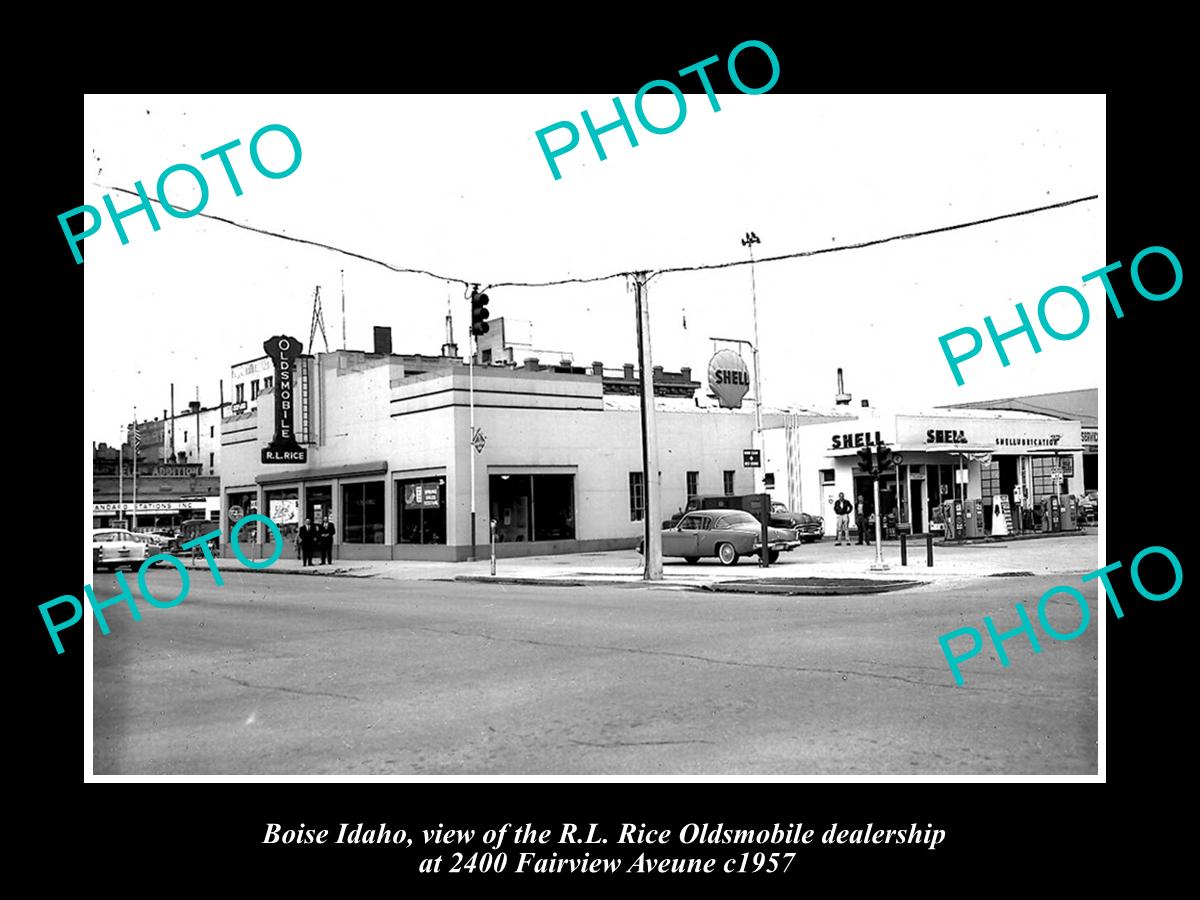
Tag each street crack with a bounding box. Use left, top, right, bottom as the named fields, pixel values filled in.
left=400, top=625, right=1008, bottom=693
left=191, top=669, right=362, bottom=702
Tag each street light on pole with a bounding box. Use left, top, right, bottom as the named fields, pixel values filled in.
left=741, top=232, right=763, bottom=493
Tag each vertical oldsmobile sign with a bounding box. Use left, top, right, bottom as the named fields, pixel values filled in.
left=262, top=335, right=308, bottom=464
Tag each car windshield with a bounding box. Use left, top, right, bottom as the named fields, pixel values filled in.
left=771, top=502, right=787, bottom=513
left=719, top=511, right=758, bottom=526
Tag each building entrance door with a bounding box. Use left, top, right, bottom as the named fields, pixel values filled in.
left=911, top=481, right=924, bottom=533
left=820, top=483, right=839, bottom=535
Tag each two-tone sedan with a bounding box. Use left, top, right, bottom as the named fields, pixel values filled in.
left=92, top=528, right=148, bottom=572
left=770, top=502, right=824, bottom=543
left=640, top=509, right=800, bottom=565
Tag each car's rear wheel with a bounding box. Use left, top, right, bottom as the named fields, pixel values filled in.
left=767, top=549, right=781, bottom=564
left=683, top=556, right=700, bottom=565
left=717, top=543, right=739, bottom=566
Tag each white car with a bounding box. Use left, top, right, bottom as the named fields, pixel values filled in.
left=92, top=528, right=147, bottom=572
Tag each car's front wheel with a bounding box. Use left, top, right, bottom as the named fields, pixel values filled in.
left=717, top=543, right=739, bottom=566
left=767, top=549, right=781, bottom=564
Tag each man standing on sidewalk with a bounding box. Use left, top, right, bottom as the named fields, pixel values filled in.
left=833, top=493, right=853, bottom=545
left=319, top=515, right=335, bottom=566
left=856, top=494, right=869, bottom=546
left=298, top=518, right=316, bottom=567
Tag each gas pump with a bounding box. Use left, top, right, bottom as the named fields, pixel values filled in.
left=1062, top=495, right=1078, bottom=530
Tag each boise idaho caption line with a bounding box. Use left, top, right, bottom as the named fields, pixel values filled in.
left=42, top=514, right=283, bottom=654
left=937, top=544, right=1183, bottom=686
left=59, top=123, right=303, bottom=264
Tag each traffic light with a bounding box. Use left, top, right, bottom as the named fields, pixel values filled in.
left=876, top=442, right=894, bottom=471
left=856, top=446, right=874, bottom=474
left=471, top=290, right=490, bottom=336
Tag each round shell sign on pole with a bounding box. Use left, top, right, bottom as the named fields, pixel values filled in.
left=708, top=349, right=751, bottom=409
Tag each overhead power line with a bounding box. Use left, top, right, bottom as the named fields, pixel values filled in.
left=96, top=182, right=1098, bottom=292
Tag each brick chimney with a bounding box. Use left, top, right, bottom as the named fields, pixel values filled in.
left=524, top=357, right=540, bottom=370
left=623, top=363, right=635, bottom=380
left=591, top=361, right=604, bottom=376
left=680, top=366, right=692, bottom=382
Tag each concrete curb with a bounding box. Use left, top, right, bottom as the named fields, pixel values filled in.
left=940, top=529, right=1090, bottom=546
left=179, top=561, right=378, bottom=578
left=703, top=579, right=923, bottom=596
left=449, top=576, right=690, bottom=590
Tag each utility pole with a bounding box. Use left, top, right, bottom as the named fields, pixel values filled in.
left=634, top=272, right=663, bottom=580
left=131, top=407, right=138, bottom=532
left=742, top=232, right=764, bottom=494
left=118, top=424, right=124, bottom=527
left=340, top=269, right=347, bottom=350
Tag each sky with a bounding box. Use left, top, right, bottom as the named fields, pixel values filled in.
left=83, top=94, right=1104, bottom=444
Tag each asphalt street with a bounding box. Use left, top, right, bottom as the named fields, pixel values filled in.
left=92, top=568, right=1097, bottom=775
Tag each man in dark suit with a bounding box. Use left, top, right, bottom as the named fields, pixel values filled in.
left=298, top=518, right=316, bottom=567
left=319, top=516, right=335, bottom=565
left=856, top=495, right=870, bottom=545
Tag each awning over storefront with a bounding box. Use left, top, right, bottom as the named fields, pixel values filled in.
left=991, top=444, right=1083, bottom=455
left=827, top=442, right=993, bottom=457
left=255, top=460, right=388, bottom=485
left=898, top=442, right=994, bottom=455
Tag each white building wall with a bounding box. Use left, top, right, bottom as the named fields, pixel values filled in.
left=221, top=359, right=758, bottom=559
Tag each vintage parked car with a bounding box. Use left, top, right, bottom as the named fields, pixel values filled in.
left=769, top=502, right=824, bottom=543
left=179, top=519, right=221, bottom=549
left=92, top=528, right=147, bottom=572
left=1078, top=490, right=1099, bottom=524
left=131, top=532, right=171, bottom=565
left=639, top=509, right=800, bottom=565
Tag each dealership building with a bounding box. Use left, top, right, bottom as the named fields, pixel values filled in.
left=220, top=324, right=769, bottom=561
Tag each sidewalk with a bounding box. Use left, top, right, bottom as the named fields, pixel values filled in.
left=184, top=531, right=1100, bottom=592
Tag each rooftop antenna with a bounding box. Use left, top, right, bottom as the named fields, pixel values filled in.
left=340, top=269, right=346, bottom=350
left=309, top=285, right=329, bottom=353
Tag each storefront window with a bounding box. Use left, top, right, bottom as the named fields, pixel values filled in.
left=227, top=490, right=258, bottom=544
left=723, top=470, right=735, bottom=495
left=533, top=474, right=574, bottom=541
left=491, top=474, right=576, bottom=543
left=306, top=485, right=333, bottom=526
left=1030, top=457, right=1064, bottom=498
left=343, top=481, right=385, bottom=543
left=628, top=472, right=644, bottom=521
left=980, top=460, right=1000, bottom=500
left=397, top=478, right=446, bottom=544
left=264, top=487, right=300, bottom=547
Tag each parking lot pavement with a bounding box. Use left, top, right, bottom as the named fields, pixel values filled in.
left=170, top=532, right=1100, bottom=592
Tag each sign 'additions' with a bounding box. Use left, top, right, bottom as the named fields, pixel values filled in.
left=708, top=349, right=750, bottom=409
left=262, top=335, right=307, bottom=464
